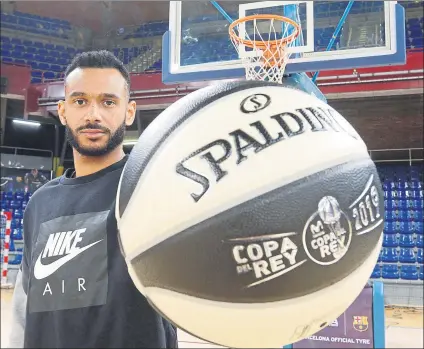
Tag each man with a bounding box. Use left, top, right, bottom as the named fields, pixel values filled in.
left=9, top=50, right=178, bottom=348
left=24, top=168, right=48, bottom=192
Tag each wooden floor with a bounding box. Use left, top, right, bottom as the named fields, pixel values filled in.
left=1, top=289, right=422, bottom=348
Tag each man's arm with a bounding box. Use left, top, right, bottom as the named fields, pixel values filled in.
left=8, top=205, right=32, bottom=348
left=8, top=268, right=27, bottom=348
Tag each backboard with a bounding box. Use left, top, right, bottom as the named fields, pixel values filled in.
left=162, top=1, right=406, bottom=84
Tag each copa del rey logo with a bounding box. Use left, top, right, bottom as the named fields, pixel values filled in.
left=227, top=232, right=307, bottom=288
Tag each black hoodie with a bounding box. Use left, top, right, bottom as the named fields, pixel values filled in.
left=9, top=156, right=178, bottom=348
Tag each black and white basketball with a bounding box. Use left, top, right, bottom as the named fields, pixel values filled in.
left=116, top=81, right=384, bottom=348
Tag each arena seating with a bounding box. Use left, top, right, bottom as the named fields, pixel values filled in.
left=123, top=21, right=168, bottom=40
left=0, top=35, right=149, bottom=83
left=1, top=190, right=30, bottom=266
left=0, top=11, right=72, bottom=39
left=0, top=1, right=423, bottom=77
left=371, top=163, right=424, bottom=281
left=112, top=46, right=152, bottom=65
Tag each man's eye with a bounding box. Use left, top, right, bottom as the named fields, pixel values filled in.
left=103, top=100, right=116, bottom=107
left=74, top=99, right=86, bottom=106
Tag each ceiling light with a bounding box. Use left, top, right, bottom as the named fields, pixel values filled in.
left=12, top=119, right=41, bottom=127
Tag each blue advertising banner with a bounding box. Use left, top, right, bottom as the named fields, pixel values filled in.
left=292, top=286, right=374, bottom=348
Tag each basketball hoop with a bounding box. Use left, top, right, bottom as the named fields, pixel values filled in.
left=229, top=14, right=301, bottom=83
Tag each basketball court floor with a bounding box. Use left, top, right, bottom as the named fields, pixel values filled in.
left=1, top=288, right=422, bottom=348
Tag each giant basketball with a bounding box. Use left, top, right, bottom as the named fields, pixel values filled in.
left=116, top=81, right=384, bottom=348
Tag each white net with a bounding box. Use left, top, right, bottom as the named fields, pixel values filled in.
left=229, top=15, right=300, bottom=84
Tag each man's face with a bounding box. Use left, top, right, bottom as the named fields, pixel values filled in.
left=58, top=68, right=136, bottom=156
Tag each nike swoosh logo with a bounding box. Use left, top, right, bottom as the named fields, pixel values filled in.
left=34, top=240, right=103, bottom=280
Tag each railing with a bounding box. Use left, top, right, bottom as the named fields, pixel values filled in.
left=31, top=70, right=65, bottom=83
left=369, top=148, right=424, bottom=165
left=0, top=146, right=53, bottom=158
left=0, top=146, right=54, bottom=174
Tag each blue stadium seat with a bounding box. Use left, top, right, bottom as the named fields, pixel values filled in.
left=12, top=228, right=23, bottom=240
left=15, top=192, right=24, bottom=200
left=382, top=264, right=400, bottom=279
left=417, top=235, right=424, bottom=248
left=50, top=64, right=62, bottom=72
left=9, top=200, right=21, bottom=209
left=23, top=52, right=34, bottom=60
left=31, top=70, right=42, bottom=78
left=13, top=209, right=23, bottom=220
left=45, top=56, right=56, bottom=64
left=8, top=239, right=16, bottom=252
left=1, top=48, right=11, bottom=57
left=1, top=57, right=13, bottom=64
left=9, top=254, right=22, bottom=265
left=410, top=221, right=423, bottom=235
left=11, top=37, right=22, bottom=45
left=0, top=200, right=7, bottom=210
left=11, top=51, right=24, bottom=59
left=399, top=248, right=416, bottom=263
left=391, top=199, right=406, bottom=210
left=35, top=54, right=46, bottom=61
left=383, top=234, right=398, bottom=247
left=38, top=62, right=50, bottom=70
left=420, top=266, right=424, bottom=280
left=409, top=210, right=423, bottom=221
left=370, top=265, right=381, bottom=278
left=57, top=58, right=68, bottom=65
left=11, top=218, right=21, bottom=228
left=381, top=247, right=398, bottom=263
left=400, top=265, right=419, bottom=280
left=29, top=61, right=39, bottom=69
left=43, top=71, right=55, bottom=79
left=391, top=210, right=407, bottom=221
left=31, top=77, right=42, bottom=84
left=417, top=248, right=423, bottom=264
left=399, top=234, right=415, bottom=247
left=407, top=199, right=421, bottom=209
left=392, top=221, right=406, bottom=234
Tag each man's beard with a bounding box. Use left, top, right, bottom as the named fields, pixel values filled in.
left=66, top=121, right=126, bottom=156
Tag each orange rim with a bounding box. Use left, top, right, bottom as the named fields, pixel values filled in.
left=228, top=14, right=300, bottom=49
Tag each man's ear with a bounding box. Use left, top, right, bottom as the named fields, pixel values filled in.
left=125, top=100, right=137, bottom=126
left=58, top=100, right=66, bottom=125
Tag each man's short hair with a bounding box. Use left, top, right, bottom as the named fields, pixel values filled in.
left=64, top=50, right=131, bottom=91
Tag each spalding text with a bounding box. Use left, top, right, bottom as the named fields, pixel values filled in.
left=176, top=106, right=359, bottom=202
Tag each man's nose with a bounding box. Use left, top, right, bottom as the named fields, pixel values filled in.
left=85, top=102, right=101, bottom=122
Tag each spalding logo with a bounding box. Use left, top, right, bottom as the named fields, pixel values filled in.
left=176, top=105, right=360, bottom=203
left=240, top=94, right=271, bottom=114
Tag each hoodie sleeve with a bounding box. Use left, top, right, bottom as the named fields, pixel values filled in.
left=8, top=268, right=27, bottom=348
left=8, top=202, right=33, bottom=348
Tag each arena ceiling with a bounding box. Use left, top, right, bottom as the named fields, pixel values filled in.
left=13, top=1, right=170, bottom=32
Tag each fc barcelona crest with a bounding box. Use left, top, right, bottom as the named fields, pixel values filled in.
left=353, top=316, right=369, bottom=332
